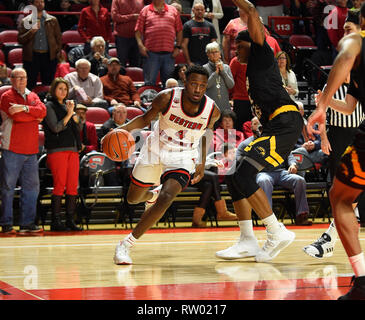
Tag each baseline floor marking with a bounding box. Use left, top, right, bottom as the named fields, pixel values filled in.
left=0, top=238, right=362, bottom=249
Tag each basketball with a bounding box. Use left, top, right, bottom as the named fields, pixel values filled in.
left=101, top=129, right=135, bottom=162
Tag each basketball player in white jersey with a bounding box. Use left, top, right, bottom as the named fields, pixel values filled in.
left=113, top=65, right=221, bottom=265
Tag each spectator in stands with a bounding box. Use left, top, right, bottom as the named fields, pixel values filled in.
left=56, top=0, right=79, bottom=32
left=191, top=0, right=224, bottom=44
left=98, top=102, right=131, bottom=186
left=84, top=36, right=111, bottom=77
left=42, top=77, right=83, bottom=232
left=44, top=0, right=60, bottom=11
left=276, top=51, right=300, bottom=102
left=242, top=115, right=262, bottom=140
left=0, top=62, right=11, bottom=87
left=172, top=63, right=187, bottom=87
left=165, top=78, right=179, bottom=88
left=191, top=143, right=237, bottom=227
left=217, top=142, right=237, bottom=183
left=0, top=68, right=46, bottom=234
left=17, top=0, right=62, bottom=90
left=98, top=102, right=128, bottom=141
left=229, top=33, right=251, bottom=131
left=54, top=53, right=71, bottom=78
left=170, top=0, right=187, bottom=24
left=222, top=7, right=248, bottom=64
left=292, top=103, right=327, bottom=171
left=255, top=0, right=284, bottom=26
left=75, top=104, right=98, bottom=157
left=308, top=0, right=333, bottom=51
left=135, top=0, right=183, bottom=87
left=181, top=2, right=217, bottom=66
left=111, top=0, right=144, bottom=67
left=327, top=0, right=349, bottom=58
left=78, top=0, right=113, bottom=55
left=350, top=0, right=364, bottom=10
left=213, top=109, right=245, bottom=153
left=222, top=8, right=281, bottom=64
left=204, top=41, right=234, bottom=112
left=100, top=57, right=142, bottom=109
left=64, top=58, right=108, bottom=109
left=290, top=0, right=312, bottom=35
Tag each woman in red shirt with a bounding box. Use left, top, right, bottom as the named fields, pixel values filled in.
left=78, top=0, right=113, bottom=55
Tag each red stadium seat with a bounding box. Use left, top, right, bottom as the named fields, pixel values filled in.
left=86, top=107, right=110, bottom=125
left=0, top=85, right=11, bottom=98
left=126, top=106, right=143, bottom=120
left=289, top=34, right=317, bottom=50
left=0, top=30, right=18, bottom=47
left=7, top=48, right=23, bottom=68
left=61, top=30, right=84, bottom=50
left=125, top=67, right=144, bottom=82
left=109, top=48, right=117, bottom=58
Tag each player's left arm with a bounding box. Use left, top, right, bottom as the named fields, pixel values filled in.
left=191, top=105, right=221, bottom=184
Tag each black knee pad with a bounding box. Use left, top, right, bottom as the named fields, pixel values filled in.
left=232, top=158, right=260, bottom=199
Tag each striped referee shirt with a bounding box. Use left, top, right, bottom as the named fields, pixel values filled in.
left=325, top=83, right=365, bottom=128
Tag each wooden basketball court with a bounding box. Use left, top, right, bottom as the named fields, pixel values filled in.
left=0, top=221, right=362, bottom=301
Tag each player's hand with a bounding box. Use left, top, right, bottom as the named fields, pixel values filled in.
left=191, top=164, right=205, bottom=185
left=320, top=127, right=332, bottom=155
left=307, top=108, right=326, bottom=139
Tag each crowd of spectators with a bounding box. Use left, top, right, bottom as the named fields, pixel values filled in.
left=1, top=0, right=363, bottom=233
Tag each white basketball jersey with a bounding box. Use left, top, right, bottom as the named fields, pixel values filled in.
left=150, top=87, right=215, bottom=153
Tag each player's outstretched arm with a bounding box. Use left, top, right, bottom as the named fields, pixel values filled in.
left=117, top=90, right=173, bottom=132
left=232, top=0, right=265, bottom=45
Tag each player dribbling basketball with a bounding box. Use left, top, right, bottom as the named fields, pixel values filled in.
left=113, top=65, right=221, bottom=265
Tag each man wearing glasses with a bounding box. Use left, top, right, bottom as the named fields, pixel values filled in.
left=0, top=68, right=46, bottom=234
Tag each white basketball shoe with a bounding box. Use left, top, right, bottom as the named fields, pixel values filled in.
left=255, top=223, right=295, bottom=262
left=303, top=232, right=335, bottom=259
left=215, top=238, right=260, bottom=260
left=113, top=241, right=133, bottom=265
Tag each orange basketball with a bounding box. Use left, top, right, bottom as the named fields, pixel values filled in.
left=101, top=129, right=135, bottom=162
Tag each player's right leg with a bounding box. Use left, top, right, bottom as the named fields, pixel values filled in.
left=114, top=178, right=183, bottom=265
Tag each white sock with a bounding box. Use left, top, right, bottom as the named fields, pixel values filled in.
left=349, top=252, right=365, bottom=277
left=326, top=220, right=338, bottom=240
left=238, top=220, right=256, bottom=241
left=262, top=213, right=281, bottom=233
left=123, top=233, right=137, bottom=248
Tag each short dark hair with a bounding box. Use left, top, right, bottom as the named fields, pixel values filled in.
left=235, top=30, right=252, bottom=43
left=346, top=10, right=360, bottom=25
left=185, top=64, right=209, bottom=81
left=220, top=109, right=237, bottom=122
